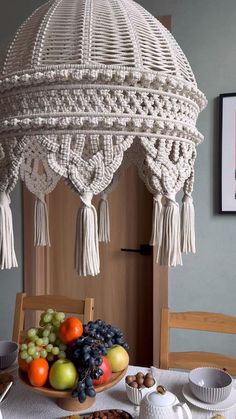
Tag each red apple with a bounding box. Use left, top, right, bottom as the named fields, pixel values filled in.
left=93, top=356, right=112, bottom=386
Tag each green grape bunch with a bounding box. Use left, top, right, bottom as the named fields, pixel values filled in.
left=19, top=308, right=67, bottom=365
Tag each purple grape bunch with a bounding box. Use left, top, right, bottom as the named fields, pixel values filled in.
left=83, top=319, right=129, bottom=351
left=67, top=319, right=128, bottom=403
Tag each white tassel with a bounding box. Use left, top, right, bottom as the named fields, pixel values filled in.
left=150, top=194, right=162, bottom=246
left=98, top=193, right=110, bottom=243
left=181, top=194, right=196, bottom=254
left=75, top=192, right=100, bottom=276
left=158, top=194, right=182, bottom=267
left=34, top=194, right=50, bottom=246
left=0, top=192, right=18, bottom=269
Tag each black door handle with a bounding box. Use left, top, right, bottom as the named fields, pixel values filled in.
left=121, top=244, right=152, bottom=256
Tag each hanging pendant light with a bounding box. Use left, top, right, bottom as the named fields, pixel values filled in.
left=0, top=0, right=207, bottom=275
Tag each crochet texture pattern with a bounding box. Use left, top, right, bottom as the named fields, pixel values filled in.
left=0, top=0, right=207, bottom=274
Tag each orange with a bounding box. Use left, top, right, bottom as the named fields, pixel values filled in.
left=18, top=356, right=28, bottom=373
left=28, top=358, right=49, bottom=387
left=59, top=317, right=83, bottom=344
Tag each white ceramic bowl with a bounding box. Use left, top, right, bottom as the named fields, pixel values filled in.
left=126, top=379, right=157, bottom=406
left=0, top=340, right=18, bottom=369
left=189, top=367, right=232, bottom=404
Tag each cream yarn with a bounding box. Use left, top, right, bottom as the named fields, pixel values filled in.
left=0, top=0, right=207, bottom=273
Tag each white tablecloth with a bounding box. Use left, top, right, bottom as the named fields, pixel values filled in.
left=0, top=365, right=236, bottom=419
left=150, top=366, right=236, bottom=419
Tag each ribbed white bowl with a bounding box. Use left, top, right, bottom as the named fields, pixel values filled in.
left=189, top=367, right=232, bottom=404
left=126, top=380, right=157, bottom=405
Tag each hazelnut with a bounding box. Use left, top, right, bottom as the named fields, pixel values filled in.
left=136, top=372, right=144, bottom=379
left=129, top=381, right=138, bottom=388
left=145, top=373, right=154, bottom=380
left=125, top=375, right=134, bottom=384
left=144, top=377, right=155, bottom=388
left=136, top=377, right=144, bottom=386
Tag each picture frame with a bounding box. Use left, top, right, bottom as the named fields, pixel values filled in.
left=219, top=93, right=236, bottom=213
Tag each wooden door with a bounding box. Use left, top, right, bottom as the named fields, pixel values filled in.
left=24, top=163, right=167, bottom=366
left=23, top=17, right=170, bottom=368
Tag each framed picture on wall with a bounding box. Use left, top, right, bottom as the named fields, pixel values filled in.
left=219, top=93, right=236, bottom=213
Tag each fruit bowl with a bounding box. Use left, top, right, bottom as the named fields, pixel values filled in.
left=19, top=367, right=128, bottom=411
left=18, top=309, right=130, bottom=412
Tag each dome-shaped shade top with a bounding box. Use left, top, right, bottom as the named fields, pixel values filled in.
left=1, top=0, right=195, bottom=83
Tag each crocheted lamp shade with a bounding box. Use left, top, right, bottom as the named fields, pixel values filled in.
left=0, top=0, right=207, bottom=274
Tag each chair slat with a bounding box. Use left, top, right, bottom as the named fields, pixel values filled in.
left=169, top=351, right=236, bottom=376
left=12, top=293, right=25, bottom=343
left=170, top=311, right=236, bottom=334
left=160, top=307, right=169, bottom=369
left=83, top=297, right=95, bottom=324
left=12, top=293, right=94, bottom=344
left=159, top=308, right=236, bottom=375
left=22, top=295, right=85, bottom=313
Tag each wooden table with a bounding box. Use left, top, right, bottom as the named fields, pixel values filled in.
left=1, top=365, right=236, bottom=418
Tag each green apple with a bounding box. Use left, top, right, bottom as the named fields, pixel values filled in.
left=106, top=345, right=129, bottom=372
left=49, top=359, right=78, bottom=390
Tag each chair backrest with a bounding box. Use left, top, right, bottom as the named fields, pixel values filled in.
left=160, top=308, right=236, bottom=375
left=12, top=293, right=95, bottom=344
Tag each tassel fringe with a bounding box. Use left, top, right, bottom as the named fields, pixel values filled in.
left=34, top=194, right=50, bottom=246
left=181, top=194, right=196, bottom=254
left=158, top=195, right=182, bottom=267
left=0, top=192, right=18, bottom=269
left=150, top=194, right=162, bottom=246
left=75, top=192, right=100, bottom=276
left=98, top=193, right=110, bottom=243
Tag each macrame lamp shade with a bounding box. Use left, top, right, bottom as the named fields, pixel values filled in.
left=0, top=0, right=207, bottom=275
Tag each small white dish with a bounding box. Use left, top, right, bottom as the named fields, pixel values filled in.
left=126, top=379, right=157, bottom=405
left=183, top=383, right=236, bottom=412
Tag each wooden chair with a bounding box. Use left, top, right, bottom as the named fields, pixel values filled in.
left=160, top=308, right=236, bottom=375
left=12, top=293, right=95, bottom=344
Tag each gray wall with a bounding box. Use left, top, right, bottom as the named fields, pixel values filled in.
left=0, top=0, right=46, bottom=340
left=1, top=0, right=236, bottom=354
left=137, top=0, right=236, bottom=355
